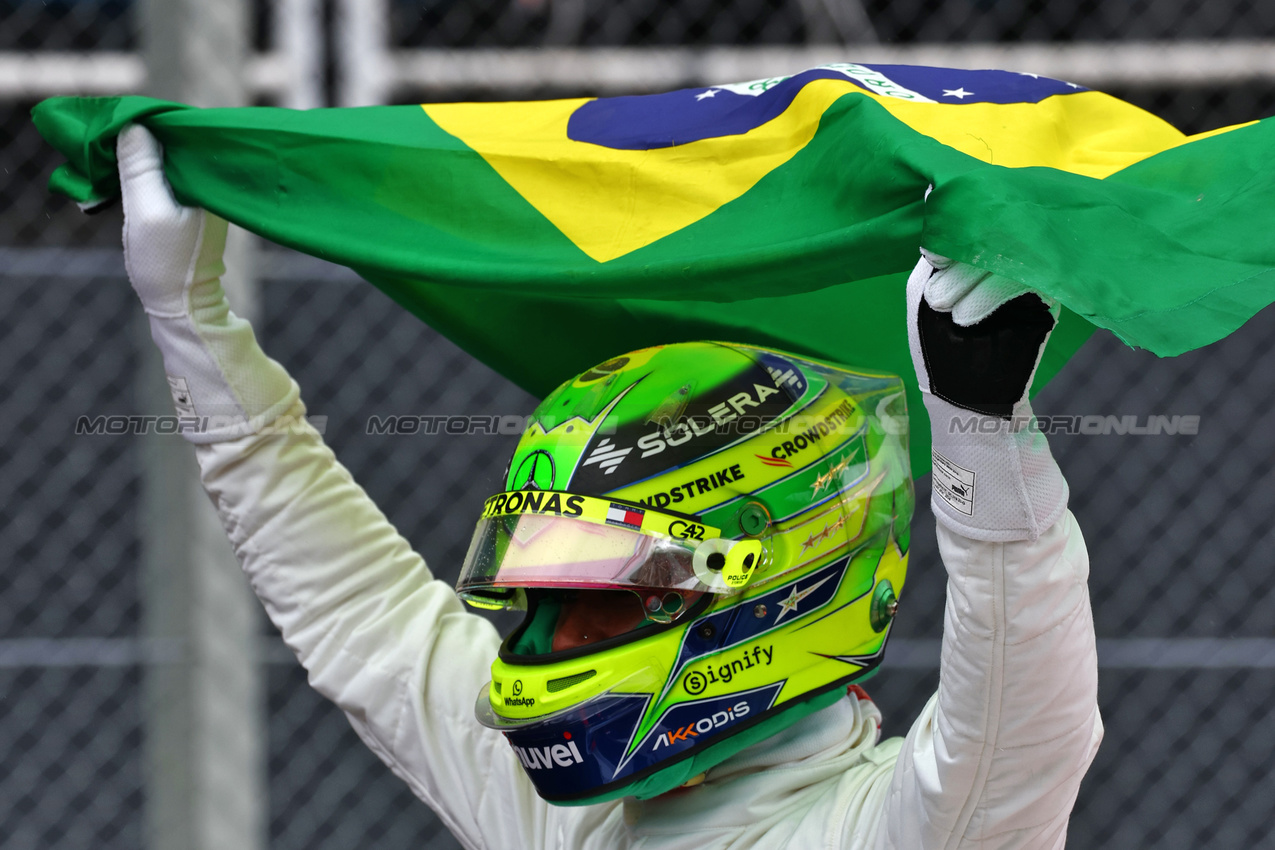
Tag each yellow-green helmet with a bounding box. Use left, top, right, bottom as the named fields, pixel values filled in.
left=456, top=341, right=912, bottom=804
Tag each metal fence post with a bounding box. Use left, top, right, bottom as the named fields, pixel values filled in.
left=278, top=0, right=326, bottom=110
left=138, top=0, right=266, bottom=848
left=336, top=0, right=392, bottom=106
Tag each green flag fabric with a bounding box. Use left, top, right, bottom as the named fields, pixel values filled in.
left=32, top=64, right=1275, bottom=474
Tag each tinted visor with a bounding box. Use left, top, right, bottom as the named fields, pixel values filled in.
left=456, top=491, right=762, bottom=611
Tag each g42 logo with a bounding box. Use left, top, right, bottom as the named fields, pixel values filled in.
left=668, top=520, right=706, bottom=541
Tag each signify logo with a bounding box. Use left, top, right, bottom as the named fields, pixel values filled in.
left=652, top=701, right=751, bottom=751
left=513, top=740, right=585, bottom=770
left=682, top=645, right=774, bottom=695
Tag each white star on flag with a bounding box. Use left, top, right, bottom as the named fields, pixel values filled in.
left=695, top=89, right=720, bottom=101
left=942, top=87, right=973, bottom=99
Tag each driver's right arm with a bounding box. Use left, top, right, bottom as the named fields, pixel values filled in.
left=196, top=408, right=561, bottom=848
left=117, top=125, right=621, bottom=849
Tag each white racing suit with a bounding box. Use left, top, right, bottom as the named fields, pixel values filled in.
left=118, top=124, right=1102, bottom=849
left=192, top=375, right=1101, bottom=850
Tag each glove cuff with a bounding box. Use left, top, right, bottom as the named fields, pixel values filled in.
left=147, top=298, right=301, bottom=445
left=924, top=392, right=1068, bottom=542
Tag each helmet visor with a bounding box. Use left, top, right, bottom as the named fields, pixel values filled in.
left=456, top=491, right=762, bottom=609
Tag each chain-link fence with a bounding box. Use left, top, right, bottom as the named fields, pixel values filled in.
left=7, top=0, right=1275, bottom=51
left=4, top=1, right=1275, bottom=848
left=388, top=0, right=1275, bottom=48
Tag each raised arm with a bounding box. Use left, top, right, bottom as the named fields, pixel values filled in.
left=116, top=125, right=566, bottom=849
left=872, top=252, right=1103, bottom=849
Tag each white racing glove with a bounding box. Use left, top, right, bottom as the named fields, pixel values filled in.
left=119, top=124, right=299, bottom=443
left=907, top=250, right=1068, bottom=541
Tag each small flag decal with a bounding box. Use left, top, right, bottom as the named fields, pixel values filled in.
left=606, top=503, right=645, bottom=530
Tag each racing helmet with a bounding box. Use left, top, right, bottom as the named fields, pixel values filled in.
left=456, top=341, right=913, bottom=805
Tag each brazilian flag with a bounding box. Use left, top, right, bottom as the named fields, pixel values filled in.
left=33, top=64, right=1275, bottom=472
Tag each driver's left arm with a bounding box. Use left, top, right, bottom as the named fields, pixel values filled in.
left=867, top=252, right=1103, bottom=849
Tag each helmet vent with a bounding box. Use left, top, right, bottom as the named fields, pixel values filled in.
left=546, top=670, right=597, bottom=693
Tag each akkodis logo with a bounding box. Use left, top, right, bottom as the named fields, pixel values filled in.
left=651, top=701, right=750, bottom=751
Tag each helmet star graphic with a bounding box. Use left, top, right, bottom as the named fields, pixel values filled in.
left=800, top=512, right=851, bottom=554
left=774, top=574, right=836, bottom=623
left=821, top=514, right=847, bottom=541
left=800, top=471, right=881, bottom=554
left=810, top=454, right=855, bottom=494
left=799, top=531, right=819, bottom=554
